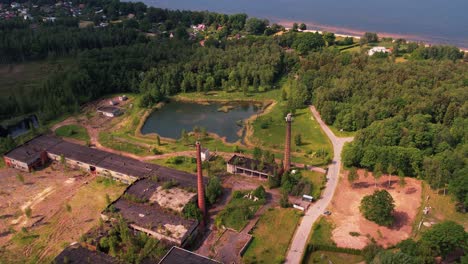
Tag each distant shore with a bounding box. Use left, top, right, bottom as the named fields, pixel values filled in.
left=280, top=21, right=468, bottom=52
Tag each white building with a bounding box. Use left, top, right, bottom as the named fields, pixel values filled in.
left=200, top=148, right=210, bottom=162
left=368, top=46, right=391, bottom=56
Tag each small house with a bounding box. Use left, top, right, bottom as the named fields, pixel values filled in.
left=368, top=46, right=391, bottom=56
left=118, top=95, right=128, bottom=101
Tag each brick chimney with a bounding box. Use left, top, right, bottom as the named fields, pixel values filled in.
left=196, top=141, right=207, bottom=223
left=284, top=113, right=292, bottom=172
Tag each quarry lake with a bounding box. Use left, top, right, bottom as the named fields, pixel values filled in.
left=140, top=101, right=260, bottom=142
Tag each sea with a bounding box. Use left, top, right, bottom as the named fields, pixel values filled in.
left=132, top=0, right=468, bottom=49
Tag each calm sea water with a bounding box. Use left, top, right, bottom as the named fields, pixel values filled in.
left=133, top=0, right=468, bottom=49
left=141, top=102, right=259, bottom=143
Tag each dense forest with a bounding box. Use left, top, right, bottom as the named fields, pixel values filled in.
left=288, top=50, right=467, bottom=210
left=0, top=0, right=466, bottom=216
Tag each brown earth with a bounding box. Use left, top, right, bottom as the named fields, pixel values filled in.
left=0, top=164, right=126, bottom=262
left=328, top=169, right=422, bottom=249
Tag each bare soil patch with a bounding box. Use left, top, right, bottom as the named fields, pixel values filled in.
left=328, top=170, right=421, bottom=249
left=0, top=164, right=126, bottom=262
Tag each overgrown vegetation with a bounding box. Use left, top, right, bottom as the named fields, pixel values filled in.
left=215, top=188, right=265, bottom=231
left=243, top=208, right=302, bottom=264
left=96, top=216, right=168, bottom=263
left=55, top=124, right=90, bottom=141
left=361, top=221, right=467, bottom=264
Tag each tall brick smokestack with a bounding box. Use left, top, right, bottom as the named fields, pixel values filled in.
left=284, top=113, right=292, bottom=172
left=196, top=141, right=207, bottom=223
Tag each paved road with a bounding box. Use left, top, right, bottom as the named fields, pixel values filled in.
left=285, top=106, right=353, bottom=264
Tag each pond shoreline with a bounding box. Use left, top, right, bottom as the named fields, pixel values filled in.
left=135, top=97, right=275, bottom=146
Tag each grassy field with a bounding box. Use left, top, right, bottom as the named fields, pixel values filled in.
left=173, top=89, right=282, bottom=102
left=243, top=208, right=302, bottom=264
left=1, top=177, right=126, bottom=263
left=215, top=190, right=265, bottom=231
left=301, top=170, right=326, bottom=199
left=150, top=156, right=226, bottom=177
left=55, top=124, right=90, bottom=142
left=99, top=132, right=151, bottom=156
left=251, top=104, right=332, bottom=166
left=309, top=217, right=335, bottom=246
left=306, top=251, right=364, bottom=264
left=302, top=217, right=353, bottom=264
left=413, top=182, right=468, bottom=238
left=328, top=125, right=356, bottom=138
left=100, top=88, right=332, bottom=167
left=0, top=59, right=73, bottom=97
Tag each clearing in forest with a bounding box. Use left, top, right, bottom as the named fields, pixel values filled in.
left=328, top=169, right=422, bottom=249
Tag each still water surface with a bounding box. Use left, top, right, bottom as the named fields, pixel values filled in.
left=141, top=102, right=259, bottom=143
left=135, top=0, right=468, bottom=48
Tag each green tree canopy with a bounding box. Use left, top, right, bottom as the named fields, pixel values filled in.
left=359, top=190, right=395, bottom=226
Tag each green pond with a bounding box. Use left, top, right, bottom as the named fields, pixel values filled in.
left=141, top=101, right=260, bottom=143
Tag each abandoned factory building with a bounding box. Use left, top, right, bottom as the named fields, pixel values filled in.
left=227, top=154, right=277, bottom=179
left=4, top=134, right=209, bottom=246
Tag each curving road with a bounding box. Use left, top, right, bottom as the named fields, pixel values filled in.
left=285, top=106, right=354, bottom=264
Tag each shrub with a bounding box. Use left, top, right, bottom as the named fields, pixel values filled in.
left=151, top=148, right=161, bottom=155
left=349, top=232, right=360, bottom=237
left=206, top=176, right=223, bottom=204
left=253, top=185, right=266, bottom=199
left=183, top=202, right=202, bottom=220
left=162, top=179, right=179, bottom=189
left=24, top=207, right=32, bottom=218
left=280, top=190, right=290, bottom=208
left=362, top=242, right=383, bottom=263
left=166, top=156, right=185, bottom=165
left=123, top=193, right=148, bottom=203
left=268, top=174, right=280, bottom=188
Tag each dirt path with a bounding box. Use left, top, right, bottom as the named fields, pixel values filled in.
left=285, top=106, right=354, bottom=264
left=51, top=117, right=327, bottom=174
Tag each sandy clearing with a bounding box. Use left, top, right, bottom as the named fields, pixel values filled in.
left=329, top=170, right=421, bottom=249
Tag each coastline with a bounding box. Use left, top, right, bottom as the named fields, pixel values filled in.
left=277, top=20, right=468, bottom=51
left=133, top=0, right=467, bottom=51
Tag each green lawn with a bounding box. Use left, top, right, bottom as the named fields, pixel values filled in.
left=150, top=156, right=197, bottom=174
left=55, top=125, right=90, bottom=142
left=99, top=132, right=150, bottom=156
left=149, top=156, right=226, bottom=177
left=306, top=251, right=364, bottom=264
left=243, top=208, right=302, bottom=264
left=215, top=190, right=265, bottom=231
left=328, top=125, right=357, bottom=138
left=301, top=170, right=326, bottom=199
left=251, top=104, right=332, bottom=166
left=309, top=217, right=335, bottom=246
left=413, top=182, right=468, bottom=238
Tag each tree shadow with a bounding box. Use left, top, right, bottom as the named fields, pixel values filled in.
left=405, top=187, right=417, bottom=195
left=353, top=181, right=372, bottom=189
left=0, top=214, right=13, bottom=219
left=382, top=180, right=399, bottom=190
left=0, top=231, right=11, bottom=237
left=391, top=211, right=409, bottom=230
